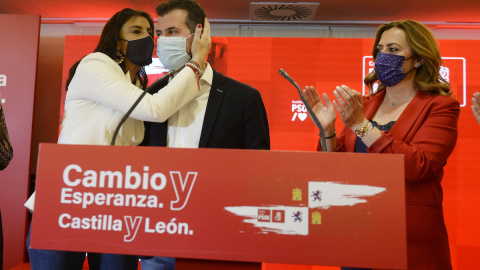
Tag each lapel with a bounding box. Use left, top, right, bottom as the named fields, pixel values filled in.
left=198, top=69, right=227, bottom=148
left=389, top=89, right=434, bottom=141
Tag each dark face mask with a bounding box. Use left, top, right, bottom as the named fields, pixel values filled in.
left=374, top=52, right=415, bottom=87
left=120, top=36, right=154, bottom=66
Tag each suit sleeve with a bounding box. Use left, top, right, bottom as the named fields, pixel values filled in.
left=368, top=96, right=459, bottom=182
left=71, top=53, right=205, bottom=123
left=243, top=89, right=270, bottom=150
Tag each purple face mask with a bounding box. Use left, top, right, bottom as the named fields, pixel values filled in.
left=374, top=52, right=414, bottom=87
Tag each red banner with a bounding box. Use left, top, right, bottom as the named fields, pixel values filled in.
left=31, top=143, right=406, bottom=269
left=0, top=14, right=40, bottom=270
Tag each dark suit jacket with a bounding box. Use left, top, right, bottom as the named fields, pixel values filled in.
left=321, top=90, right=459, bottom=270
left=144, top=68, right=270, bottom=150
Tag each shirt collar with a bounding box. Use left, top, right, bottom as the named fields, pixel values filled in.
left=200, top=62, right=213, bottom=89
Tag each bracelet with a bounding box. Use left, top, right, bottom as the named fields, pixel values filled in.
left=363, top=124, right=375, bottom=137
left=354, top=120, right=371, bottom=138
left=323, top=132, right=336, bottom=139
left=188, top=59, right=204, bottom=73
left=186, top=60, right=203, bottom=75
left=184, top=63, right=201, bottom=89
left=185, top=62, right=202, bottom=76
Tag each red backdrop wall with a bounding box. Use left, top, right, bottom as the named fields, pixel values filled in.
left=0, top=14, right=40, bottom=270
left=60, top=36, right=480, bottom=269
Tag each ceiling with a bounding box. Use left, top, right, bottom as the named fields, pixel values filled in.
left=1, top=0, right=480, bottom=27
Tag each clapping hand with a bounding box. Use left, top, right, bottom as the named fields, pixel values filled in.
left=472, top=92, right=480, bottom=125
left=302, top=86, right=337, bottom=135
left=331, top=85, right=367, bottom=131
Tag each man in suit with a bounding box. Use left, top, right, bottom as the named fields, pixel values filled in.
left=141, top=0, right=270, bottom=269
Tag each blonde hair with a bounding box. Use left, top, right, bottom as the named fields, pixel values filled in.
left=364, top=20, right=451, bottom=96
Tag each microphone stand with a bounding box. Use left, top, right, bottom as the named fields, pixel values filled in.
left=278, top=68, right=326, bottom=152
left=110, top=71, right=174, bottom=146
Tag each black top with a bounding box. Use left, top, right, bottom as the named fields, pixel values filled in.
left=0, top=104, right=13, bottom=170
left=355, top=120, right=395, bottom=153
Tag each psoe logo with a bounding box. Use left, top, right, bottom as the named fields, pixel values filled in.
left=291, top=100, right=308, bottom=121
left=257, top=209, right=285, bottom=223
left=258, top=209, right=271, bottom=222
left=272, top=210, right=285, bottom=223
left=440, top=66, right=450, bottom=82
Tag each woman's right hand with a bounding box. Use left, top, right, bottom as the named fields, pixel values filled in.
left=302, top=86, right=337, bottom=136
left=472, top=92, right=480, bottom=125
left=191, top=18, right=211, bottom=70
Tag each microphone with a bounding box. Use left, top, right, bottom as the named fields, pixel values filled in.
left=110, top=71, right=174, bottom=146
left=278, top=68, right=326, bottom=152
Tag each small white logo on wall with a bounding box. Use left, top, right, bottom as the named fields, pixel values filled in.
left=292, top=100, right=308, bottom=121
left=145, top=58, right=169, bottom=75
left=0, top=73, right=6, bottom=104
left=440, top=66, right=450, bottom=82
left=0, top=74, right=6, bottom=87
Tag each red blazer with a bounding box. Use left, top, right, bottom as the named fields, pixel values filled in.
left=320, top=90, right=460, bottom=270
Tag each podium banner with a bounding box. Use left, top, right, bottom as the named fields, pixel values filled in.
left=31, top=143, right=406, bottom=269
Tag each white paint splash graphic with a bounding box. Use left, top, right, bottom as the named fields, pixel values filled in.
left=224, top=206, right=309, bottom=235
left=308, top=182, right=386, bottom=209
left=225, top=182, right=386, bottom=235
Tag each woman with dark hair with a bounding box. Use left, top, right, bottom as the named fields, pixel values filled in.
left=304, top=20, right=458, bottom=270
left=26, top=8, right=210, bottom=270
left=0, top=92, right=14, bottom=270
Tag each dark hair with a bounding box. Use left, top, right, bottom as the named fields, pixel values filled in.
left=66, top=8, right=154, bottom=90
left=156, top=0, right=206, bottom=33
left=364, top=20, right=451, bottom=96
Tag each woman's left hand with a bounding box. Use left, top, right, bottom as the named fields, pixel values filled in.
left=472, top=92, right=480, bottom=125
left=191, top=18, right=211, bottom=70
left=332, top=85, right=367, bottom=130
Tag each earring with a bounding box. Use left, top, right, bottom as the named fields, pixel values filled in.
left=415, top=62, right=420, bottom=68
left=115, top=50, right=124, bottom=64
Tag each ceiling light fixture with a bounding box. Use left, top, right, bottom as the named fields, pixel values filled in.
left=250, top=2, right=320, bottom=21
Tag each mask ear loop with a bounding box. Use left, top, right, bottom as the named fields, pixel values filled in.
left=404, top=56, right=422, bottom=75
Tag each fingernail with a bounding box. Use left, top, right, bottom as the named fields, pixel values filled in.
left=197, top=24, right=202, bottom=28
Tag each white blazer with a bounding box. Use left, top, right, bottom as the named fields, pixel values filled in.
left=58, top=52, right=204, bottom=146
left=25, top=52, right=203, bottom=211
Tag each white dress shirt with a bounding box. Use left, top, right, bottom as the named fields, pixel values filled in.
left=167, top=63, right=213, bottom=148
